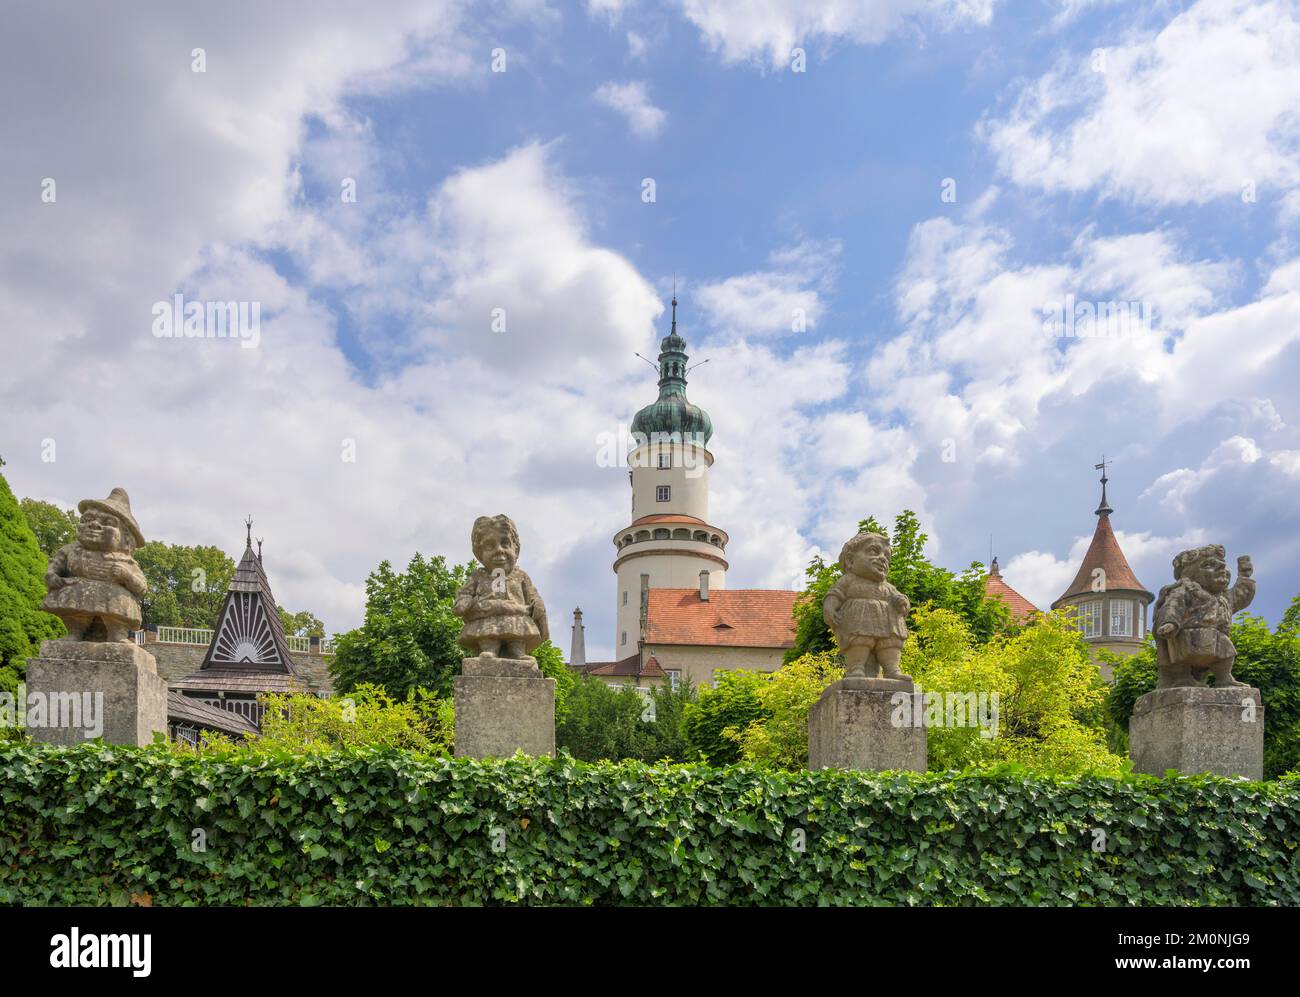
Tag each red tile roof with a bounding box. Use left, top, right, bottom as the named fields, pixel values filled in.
left=645, top=589, right=799, bottom=648
left=631, top=514, right=708, bottom=526
left=985, top=569, right=1039, bottom=623
left=1052, top=514, right=1150, bottom=607
left=586, top=653, right=665, bottom=678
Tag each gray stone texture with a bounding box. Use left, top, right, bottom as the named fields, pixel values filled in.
left=1130, top=686, right=1264, bottom=779
left=454, top=657, right=555, bottom=759
left=26, top=640, right=168, bottom=747
left=808, top=681, right=927, bottom=772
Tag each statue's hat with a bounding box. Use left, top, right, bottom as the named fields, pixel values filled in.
left=78, top=487, right=145, bottom=547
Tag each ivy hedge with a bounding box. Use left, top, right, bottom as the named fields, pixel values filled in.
left=2, top=742, right=1298, bottom=906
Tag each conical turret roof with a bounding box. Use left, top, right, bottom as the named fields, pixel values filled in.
left=1051, top=474, right=1151, bottom=608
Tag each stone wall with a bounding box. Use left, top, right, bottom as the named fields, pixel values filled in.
left=150, top=643, right=335, bottom=696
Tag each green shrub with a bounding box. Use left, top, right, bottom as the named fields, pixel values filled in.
left=253, top=684, right=452, bottom=754
left=2, top=744, right=1296, bottom=906
left=557, top=676, right=694, bottom=762
left=727, top=653, right=841, bottom=770
left=682, top=670, right=768, bottom=764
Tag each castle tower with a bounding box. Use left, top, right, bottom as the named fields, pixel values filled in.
left=1050, top=461, right=1153, bottom=676
left=612, top=296, right=728, bottom=655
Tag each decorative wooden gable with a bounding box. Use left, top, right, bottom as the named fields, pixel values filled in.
left=200, top=540, right=296, bottom=672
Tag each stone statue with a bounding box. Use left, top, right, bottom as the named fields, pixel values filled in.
left=42, top=487, right=147, bottom=643
left=1153, top=544, right=1255, bottom=689
left=453, top=514, right=548, bottom=659
left=823, top=531, right=912, bottom=684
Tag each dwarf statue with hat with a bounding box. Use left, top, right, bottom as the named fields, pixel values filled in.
left=1153, top=544, right=1255, bottom=689
left=42, top=487, right=148, bottom=643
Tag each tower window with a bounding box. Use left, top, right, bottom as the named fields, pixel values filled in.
left=622, top=591, right=628, bottom=606
left=658, top=451, right=670, bottom=469
left=1078, top=600, right=1102, bottom=638
left=656, top=485, right=670, bottom=502
left=1110, top=599, right=1132, bottom=637
left=621, top=631, right=627, bottom=646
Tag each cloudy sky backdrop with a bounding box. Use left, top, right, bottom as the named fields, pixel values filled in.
left=4, top=0, right=1300, bottom=659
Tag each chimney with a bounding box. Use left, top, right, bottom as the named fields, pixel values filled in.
left=699, top=570, right=710, bottom=601
left=570, top=607, right=586, bottom=669
left=639, top=573, right=650, bottom=640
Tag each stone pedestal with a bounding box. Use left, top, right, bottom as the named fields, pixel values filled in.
left=1130, top=686, right=1264, bottom=779
left=808, top=678, right=926, bottom=772
left=454, top=655, right=555, bottom=759
left=25, top=640, right=168, bottom=747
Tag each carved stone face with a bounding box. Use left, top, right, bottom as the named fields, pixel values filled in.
left=850, top=538, right=890, bottom=582
left=475, top=529, right=518, bottom=574
left=1192, top=555, right=1230, bottom=593
left=78, top=509, right=125, bottom=552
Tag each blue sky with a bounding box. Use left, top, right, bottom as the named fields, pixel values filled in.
left=4, top=0, right=1300, bottom=659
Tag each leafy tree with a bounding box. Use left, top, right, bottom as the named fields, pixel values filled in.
left=135, top=542, right=235, bottom=629
left=727, top=652, right=841, bottom=770
left=0, top=469, right=64, bottom=694
left=19, top=498, right=78, bottom=558
left=535, top=639, right=576, bottom=723
left=328, top=552, right=573, bottom=716
left=904, top=606, right=1122, bottom=775
left=1108, top=612, right=1300, bottom=779
left=277, top=607, right=325, bottom=638
left=787, top=510, right=1014, bottom=662
left=557, top=675, right=695, bottom=762
left=330, top=553, right=472, bottom=700
left=682, top=669, right=769, bottom=765
left=253, top=684, right=451, bottom=754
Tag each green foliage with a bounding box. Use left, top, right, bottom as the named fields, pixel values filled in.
left=727, top=653, right=842, bottom=770
left=277, top=608, right=325, bottom=638
left=19, top=498, right=78, bottom=558
left=1, top=744, right=1296, bottom=906
left=905, top=607, right=1123, bottom=776
left=787, top=510, right=1014, bottom=663
left=134, top=541, right=235, bottom=630
left=329, top=553, right=472, bottom=700
left=253, top=684, right=452, bottom=754
left=683, top=670, right=769, bottom=765
left=534, top=640, right=575, bottom=724
left=556, top=676, right=695, bottom=762
left=0, top=476, right=64, bottom=694
left=330, top=552, right=569, bottom=718
left=1108, top=614, right=1300, bottom=779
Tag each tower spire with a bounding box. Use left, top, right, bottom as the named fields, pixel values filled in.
left=1094, top=457, right=1113, bottom=517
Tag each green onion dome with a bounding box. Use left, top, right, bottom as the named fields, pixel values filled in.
left=630, top=297, right=713, bottom=446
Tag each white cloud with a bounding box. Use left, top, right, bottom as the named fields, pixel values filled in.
left=592, top=80, right=667, bottom=138
left=679, top=0, right=997, bottom=68
left=983, top=0, right=1300, bottom=207
left=694, top=239, right=839, bottom=338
